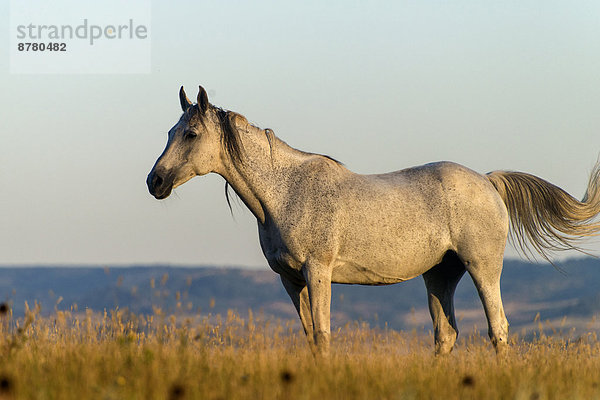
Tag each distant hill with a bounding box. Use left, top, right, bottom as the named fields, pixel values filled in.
left=1, top=258, right=600, bottom=337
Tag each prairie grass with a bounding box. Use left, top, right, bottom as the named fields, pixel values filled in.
left=0, top=302, right=599, bottom=400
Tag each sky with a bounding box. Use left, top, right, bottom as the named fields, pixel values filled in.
left=1, top=1, right=600, bottom=267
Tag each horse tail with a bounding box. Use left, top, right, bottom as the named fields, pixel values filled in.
left=486, top=162, right=600, bottom=260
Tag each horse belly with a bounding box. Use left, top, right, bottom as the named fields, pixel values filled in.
left=331, top=261, right=415, bottom=285
left=331, top=250, right=444, bottom=285
left=331, top=231, right=449, bottom=285
left=331, top=202, right=454, bottom=285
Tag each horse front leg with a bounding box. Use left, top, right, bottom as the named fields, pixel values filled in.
left=280, top=276, right=316, bottom=354
left=303, top=261, right=332, bottom=357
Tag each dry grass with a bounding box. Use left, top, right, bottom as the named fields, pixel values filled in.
left=1, top=302, right=600, bottom=400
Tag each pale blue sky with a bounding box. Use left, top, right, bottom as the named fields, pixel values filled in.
left=1, top=1, right=600, bottom=266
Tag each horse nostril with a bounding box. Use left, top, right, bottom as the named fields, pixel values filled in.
left=148, top=169, right=173, bottom=199
left=152, top=173, right=164, bottom=188
left=148, top=171, right=165, bottom=194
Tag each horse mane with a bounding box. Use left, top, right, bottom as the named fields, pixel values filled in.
left=197, top=104, right=342, bottom=167
left=215, top=107, right=245, bottom=164
left=184, top=104, right=246, bottom=164
left=212, top=106, right=264, bottom=214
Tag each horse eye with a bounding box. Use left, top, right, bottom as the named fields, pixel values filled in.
left=184, top=130, right=197, bottom=140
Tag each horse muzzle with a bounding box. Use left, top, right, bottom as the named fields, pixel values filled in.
left=147, top=169, right=174, bottom=200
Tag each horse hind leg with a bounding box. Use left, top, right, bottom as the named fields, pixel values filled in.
left=422, top=251, right=466, bottom=355
left=462, top=253, right=509, bottom=355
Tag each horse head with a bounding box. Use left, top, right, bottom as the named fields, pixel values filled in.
left=147, top=86, right=224, bottom=199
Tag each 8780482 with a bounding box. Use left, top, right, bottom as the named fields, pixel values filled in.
left=17, top=42, right=66, bottom=51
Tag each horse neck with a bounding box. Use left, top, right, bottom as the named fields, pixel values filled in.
left=216, top=125, right=310, bottom=224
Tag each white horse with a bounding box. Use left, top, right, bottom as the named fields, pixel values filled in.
left=147, top=86, right=600, bottom=356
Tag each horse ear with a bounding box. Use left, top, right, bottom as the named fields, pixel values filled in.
left=179, top=86, right=192, bottom=112
left=197, top=85, right=209, bottom=114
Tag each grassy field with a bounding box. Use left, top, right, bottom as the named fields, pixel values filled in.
left=1, top=303, right=600, bottom=400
